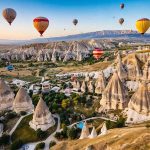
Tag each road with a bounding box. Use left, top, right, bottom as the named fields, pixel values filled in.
left=9, top=112, right=33, bottom=136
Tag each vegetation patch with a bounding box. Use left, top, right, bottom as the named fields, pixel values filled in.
left=11, top=115, right=58, bottom=144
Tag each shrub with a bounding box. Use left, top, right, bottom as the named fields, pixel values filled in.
left=146, top=124, right=150, bottom=128
left=11, top=139, right=23, bottom=150
left=106, top=116, right=126, bottom=129
left=67, top=127, right=78, bottom=140
left=35, top=142, right=45, bottom=150
left=49, top=141, right=56, bottom=148
left=106, top=120, right=117, bottom=129
left=0, top=134, right=10, bottom=146
left=5, top=112, right=17, bottom=120
left=36, top=129, right=47, bottom=139
left=54, top=132, right=61, bottom=139
left=20, top=111, right=27, bottom=116
left=116, top=117, right=126, bottom=128
left=32, top=94, right=40, bottom=106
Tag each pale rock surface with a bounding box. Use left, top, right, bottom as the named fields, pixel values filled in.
left=80, top=122, right=90, bottom=139
left=0, top=123, right=3, bottom=137
left=81, top=81, right=88, bottom=93
left=95, top=71, right=106, bottom=94
left=100, top=71, right=129, bottom=110
left=99, top=122, right=107, bottom=136
left=128, top=83, right=150, bottom=116
left=124, top=108, right=150, bottom=124
left=89, top=126, right=97, bottom=139
left=29, top=97, right=55, bottom=131
left=126, top=81, right=139, bottom=91
left=13, top=87, right=34, bottom=113
left=0, top=79, right=15, bottom=111
left=88, top=81, right=94, bottom=93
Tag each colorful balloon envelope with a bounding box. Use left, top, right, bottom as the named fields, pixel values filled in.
left=33, top=17, right=49, bottom=36
left=119, top=18, right=124, bottom=25
left=2, top=8, right=17, bottom=25
left=120, top=3, right=125, bottom=9
left=93, top=48, right=103, bottom=60
left=73, top=19, right=78, bottom=26
left=6, top=65, right=14, bottom=71
left=136, top=18, right=150, bottom=35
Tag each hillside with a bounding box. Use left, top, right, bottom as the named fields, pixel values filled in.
left=0, top=30, right=150, bottom=45
left=51, top=124, right=150, bottom=150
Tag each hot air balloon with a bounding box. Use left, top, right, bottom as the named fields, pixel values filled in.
left=136, top=18, right=150, bottom=35
left=120, top=3, right=125, bottom=9
left=73, top=19, right=78, bottom=26
left=6, top=64, right=14, bottom=72
left=2, top=8, right=16, bottom=25
left=119, top=18, right=124, bottom=25
left=93, top=48, right=103, bottom=60
left=33, top=17, right=49, bottom=36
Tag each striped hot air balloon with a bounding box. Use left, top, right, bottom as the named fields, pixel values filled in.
left=33, top=17, right=49, bottom=36
left=136, top=18, right=150, bottom=35
left=93, top=48, right=103, bottom=60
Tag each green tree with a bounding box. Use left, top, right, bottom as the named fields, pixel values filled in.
left=61, top=99, right=70, bottom=109
left=35, top=142, right=45, bottom=150
left=67, top=127, right=77, bottom=140
left=11, top=139, right=23, bottom=150
left=73, top=97, right=78, bottom=106
left=52, top=102, right=59, bottom=110
left=49, top=141, right=56, bottom=148
left=36, top=129, right=47, bottom=139
left=116, top=116, right=126, bottom=128
left=32, top=94, right=40, bottom=106
left=0, top=134, right=10, bottom=146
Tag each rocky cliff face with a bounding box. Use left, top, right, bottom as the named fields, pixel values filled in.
left=0, top=39, right=116, bottom=62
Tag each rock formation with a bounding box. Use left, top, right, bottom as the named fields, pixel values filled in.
left=85, top=74, right=90, bottom=82
left=88, top=81, right=94, bottom=93
left=76, top=81, right=81, bottom=91
left=29, top=97, right=55, bottom=131
left=100, top=71, right=129, bottom=110
left=95, top=71, right=106, bottom=94
left=79, top=122, right=90, bottom=139
left=123, top=54, right=142, bottom=80
left=0, top=79, right=14, bottom=111
left=89, top=126, right=97, bottom=139
left=99, top=122, right=107, bottom=136
left=13, top=87, right=34, bottom=113
left=116, top=53, right=127, bottom=80
left=143, top=57, right=150, bottom=81
left=81, top=81, right=88, bottom=93
left=0, top=123, right=3, bottom=137
left=128, top=83, right=150, bottom=116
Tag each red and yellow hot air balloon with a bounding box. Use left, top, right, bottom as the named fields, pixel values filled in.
left=2, top=8, right=17, bottom=25
left=136, top=18, right=150, bottom=35
left=33, top=17, right=49, bottom=36
left=93, top=48, right=103, bottom=60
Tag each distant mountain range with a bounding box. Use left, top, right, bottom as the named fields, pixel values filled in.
left=0, top=30, right=150, bottom=45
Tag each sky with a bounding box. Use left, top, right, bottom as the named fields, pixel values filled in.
left=0, top=0, right=149, bottom=40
